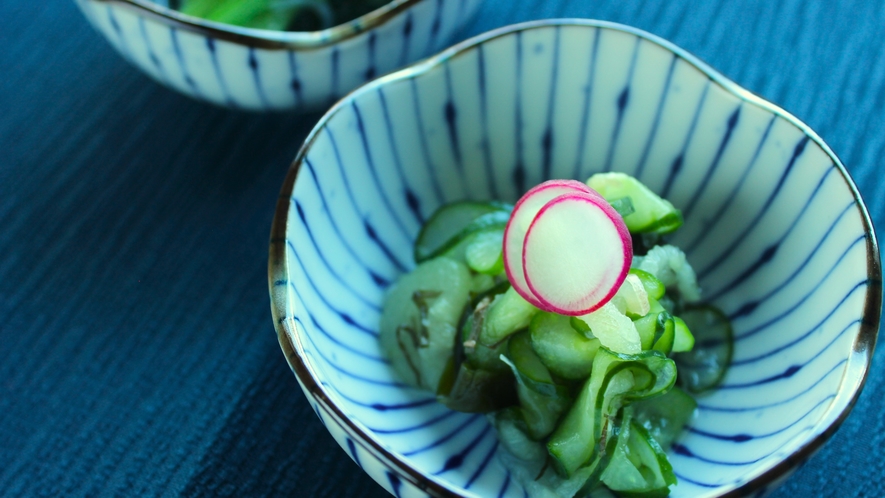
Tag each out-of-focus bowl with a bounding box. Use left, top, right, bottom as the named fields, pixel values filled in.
left=75, top=0, right=481, bottom=111
left=268, top=19, right=881, bottom=497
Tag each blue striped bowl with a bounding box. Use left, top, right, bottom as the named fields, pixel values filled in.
left=75, top=0, right=481, bottom=111
left=268, top=19, right=881, bottom=497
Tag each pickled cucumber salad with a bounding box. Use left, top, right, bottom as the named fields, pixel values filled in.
left=380, top=172, right=733, bottom=497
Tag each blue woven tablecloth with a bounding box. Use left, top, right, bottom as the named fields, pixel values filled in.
left=2, top=1, right=883, bottom=496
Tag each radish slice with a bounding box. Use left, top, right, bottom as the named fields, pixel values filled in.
left=503, top=180, right=601, bottom=306
left=522, top=193, right=632, bottom=316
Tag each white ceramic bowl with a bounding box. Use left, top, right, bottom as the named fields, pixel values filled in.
left=268, top=19, right=881, bottom=497
left=75, top=0, right=482, bottom=111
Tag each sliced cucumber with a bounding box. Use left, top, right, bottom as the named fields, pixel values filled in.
left=570, top=316, right=592, bottom=337
left=414, top=201, right=510, bottom=263
left=632, top=386, right=697, bottom=451
left=380, top=258, right=472, bottom=390
left=547, top=348, right=677, bottom=477
left=586, top=172, right=683, bottom=234
left=633, top=297, right=669, bottom=351
left=465, top=229, right=505, bottom=275
left=651, top=312, right=675, bottom=356
left=674, top=304, right=733, bottom=393
left=435, top=357, right=516, bottom=413
left=600, top=413, right=645, bottom=492
left=478, top=286, right=539, bottom=347
left=516, top=383, right=571, bottom=441
left=575, top=302, right=642, bottom=355
left=612, top=273, right=651, bottom=318
left=608, top=196, right=636, bottom=218
left=489, top=407, right=548, bottom=463
left=672, top=316, right=695, bottom=353
left=506, top=331, right=558, bottom=393
left=602, top=420, right=676, bottom=495
left=530, top=312, right=600, bottom=380
left=629, top=268, right=666, bottom=300
left=505, top=331, right=571, bottom=439
left=458, top=282, right=512, bottom=373
left=470, top=273, right=496, bottom=294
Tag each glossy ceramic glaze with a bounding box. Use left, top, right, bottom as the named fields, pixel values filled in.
left=269, top=20, right=881, bottom=497
left=75, top=0, right=482, bottom=111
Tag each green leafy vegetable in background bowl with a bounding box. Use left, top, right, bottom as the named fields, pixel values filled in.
left=173, top=0, right=389, bottom=30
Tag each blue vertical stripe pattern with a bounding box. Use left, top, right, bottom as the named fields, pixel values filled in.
left=137, top=17, right=167, bottom=83
left=572, top=27, right=601, bottom=179
left=206, top=38, right=236, bottom=107
left=602, top=36, right=640, bottom=172
left=169, top=27, right=202, bottom=97
left=78, top=0, right=484, bottom=111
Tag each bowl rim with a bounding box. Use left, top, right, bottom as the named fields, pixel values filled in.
left=92, top=0, right=423, bottom=49
left=268, top=18, right=882, bottom=498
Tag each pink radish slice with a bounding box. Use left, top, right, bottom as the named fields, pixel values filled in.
left=503, top=180, right=602, bottom=306
left=522, top=193, right=632, bottom=316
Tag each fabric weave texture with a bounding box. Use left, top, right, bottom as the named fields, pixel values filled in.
left=1, top=0, right=883, bottom=496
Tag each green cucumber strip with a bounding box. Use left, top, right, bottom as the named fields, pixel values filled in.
left=460, top=309, right=511, bottom=373
left=672, top=316, right=695, bottom=352
left=530, top=312, right=600, bottom=380
left=414, top=202, right=510, bottom=262
left=608, top=196, right=636, bottom=218
left=586, top=172, right=683, bottom=234
left=499, top=341, right=571, bottom=440
left=502, top=330, right=571, bottom=439
left=632, top=386, right=697, bottom=451
left=439, top=215, right=508, bottom=264
left=673, top=304, right=733, bottom=393
left=435, top=357, right=516, bottom=413
left=631, top=422, right=677, bottom=487
left=601, top=413, right=645, bottom=492
left=574, top=406, right=634, bottom=496
left=629, top=268, right=666, bottom=300
left=479, top=286, right=538, bottom=347
left=547, top=348, right=677, bottom=477
left=652, top=312, right=675, bottom=356
left=633, top=298, right=666, bottom=350
left=507, top=331, right=561, bottom=396
left=489, top=407, right=548, bottom=463
left=570, top=316, right=593, bottom=337
left=456, top=281, right=511, bottom=373
left=465, top=229, right=505, bottom=275
left=603, top=419, right=675, bottom=495
left=515, top=382, right=571, bottom=440
left=470, top=273, right=496, bottom=294
left=633, top=312, right=656, bottom=351
left=546, top=352, right=625, bottom=477
left=379, top=258, right=472, bottom=391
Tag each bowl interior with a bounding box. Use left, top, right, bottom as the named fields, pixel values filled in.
left=274, top=20, right=878, bottom=497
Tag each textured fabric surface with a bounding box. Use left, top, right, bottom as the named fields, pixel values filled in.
left=1, top=0, right=883, bottom=497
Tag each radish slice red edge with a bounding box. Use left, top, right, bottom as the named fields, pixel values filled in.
left=503, top=180, right=600, bottom=307
left=522, top=192, right=632, bottom=316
